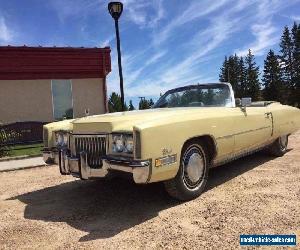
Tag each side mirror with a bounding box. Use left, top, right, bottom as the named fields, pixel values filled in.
left=240, top=97, right=252, bottom=111
left=235, top=98, right=241, bottom=106
left=241, top=97, right=252, bottom=107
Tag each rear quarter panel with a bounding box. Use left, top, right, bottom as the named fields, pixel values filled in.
left=267, top=104, right=300, bottom=138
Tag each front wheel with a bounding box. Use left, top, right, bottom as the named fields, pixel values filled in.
left=267, top=135, right=288, bottom=157
left=164, top=140, right=209, bottom=201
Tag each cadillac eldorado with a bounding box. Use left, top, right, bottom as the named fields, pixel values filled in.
left=42, top=83, right=300, bottom=200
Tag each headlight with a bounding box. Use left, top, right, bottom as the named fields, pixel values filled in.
left=112, top=134, right=125, bottom=152
left=124, top=135, right=134, bottom=153
left=112, top=133, right=133, bottom=154
left=54, top=131, right=69, bottom=147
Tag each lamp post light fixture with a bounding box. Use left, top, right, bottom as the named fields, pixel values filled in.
left=108, top=2, right=125, bottom=111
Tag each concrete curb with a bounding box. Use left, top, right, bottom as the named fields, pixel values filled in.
left=0, top=154, right=42, bottom=162
left=0, top=163, right=54, bottom=173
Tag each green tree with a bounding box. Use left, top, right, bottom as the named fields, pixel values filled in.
left=219, top=56, right=239, bottom=87
left=139, top=98, right=149, bottom=110
left=224, top=55, right=240, bottom=94
left=280, top=26, right=294, bottom=102
left=245, top=49, right=261, bottom=100
left=138, top=98, right=155, bottom=109
left=291, top=23, right=300, bottom=106
left=262, top=50, right=284, bottom=102
left=238, top=57, right=247, bottom=98
left=218, top=22, right=300, bottom=106
left=149, top=98, right=154, bottom=107
left=219, top=56, right=229, bottom=82
left=219, top=55, right=245, bottom=98
left=128, top=100, right=135, bottom=110
left=108, top=92, right=128, bottom=112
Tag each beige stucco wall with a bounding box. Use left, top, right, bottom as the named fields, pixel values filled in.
left=72, top=78, right=105, bottom=118
left=0, top=79, right=53, bottom=124
left=0, top=78, right=106, bottom=124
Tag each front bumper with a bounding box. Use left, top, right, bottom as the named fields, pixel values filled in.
left=42, top=148, right=59, bottom=165
left=56, top=149, right=151, bottom=184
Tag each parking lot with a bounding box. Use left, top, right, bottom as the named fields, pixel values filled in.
left=0, top=131, right=299, bottom=249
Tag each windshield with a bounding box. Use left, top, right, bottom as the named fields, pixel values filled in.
left=154, top=84, right=232, bottom=108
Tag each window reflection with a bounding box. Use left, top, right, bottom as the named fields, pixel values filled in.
left=154, top=85, right=232, bottom=108
left=51, top=80, right=73, bottom=120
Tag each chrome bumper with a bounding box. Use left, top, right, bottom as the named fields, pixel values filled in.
left=58, top=149, right=151, bottom=184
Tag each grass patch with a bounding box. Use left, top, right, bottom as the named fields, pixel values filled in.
left=8, top=143, right=43, bottom=157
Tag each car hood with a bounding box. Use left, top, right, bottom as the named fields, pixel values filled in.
left=72, top=107, right=223, bottom=133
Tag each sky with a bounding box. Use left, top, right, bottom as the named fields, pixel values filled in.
left=0, top=0, right=300, bottom=107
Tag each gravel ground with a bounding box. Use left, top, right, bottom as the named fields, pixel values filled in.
left=0, top=132, right=299, bottom=249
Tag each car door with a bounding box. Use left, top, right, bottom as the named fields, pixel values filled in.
left=233, top=106, right=273, bottom=154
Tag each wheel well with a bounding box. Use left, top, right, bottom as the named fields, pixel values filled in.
left=183, top=135, right=217, bottom=161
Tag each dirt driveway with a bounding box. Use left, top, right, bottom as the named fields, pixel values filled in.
left=0, top=132, right=299, bottom=249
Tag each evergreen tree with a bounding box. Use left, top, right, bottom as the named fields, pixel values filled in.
left=279, top=25, right=294, bottom=102
left=291, top=22, right=299, bottom=54
left=128, top=100, right=135, bottom=110
left=262, top=50, right=284, bottom=102
left=139, top=98, right=150, bottom=110
left=291, top=23, right=300, bottom=106
left=245, top=49, right=261, bottom=100
left=227, top=55, right=240, bottom=93
left=219, top=56, right=229, bottom=82
left=238, top=57, right=247, bottom=98
left=218, top=22, right=300, bottom=107
left=149, top=98, right=154, bottom=107
left=138, top=97, right=155, bottom=109
left=280, top=26, right=294, bottom=80
left=108, top=92, right=128, bottom=112
left=219, top=55, right=242, bottom=97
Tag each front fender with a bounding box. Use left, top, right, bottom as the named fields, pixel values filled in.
left=135, top=121, right=217, bottom=183
left=43, top=119, right=74, bottom=148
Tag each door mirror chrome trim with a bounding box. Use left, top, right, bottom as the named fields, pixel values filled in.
left=241, top=97, right=252, bottom=107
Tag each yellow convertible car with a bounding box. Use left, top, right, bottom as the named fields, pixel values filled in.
left=43, top=83, right=300, bottom=200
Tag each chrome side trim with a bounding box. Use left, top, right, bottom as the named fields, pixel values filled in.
left=216, top=126, right=271, bottom=140
left=212, top=139, right=275, bottom=167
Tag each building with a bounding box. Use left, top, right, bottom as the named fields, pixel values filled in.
left=0, top=46, right=111, bottom=124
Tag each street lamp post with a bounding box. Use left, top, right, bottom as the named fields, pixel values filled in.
left=108, top=2, right=125, bottom=111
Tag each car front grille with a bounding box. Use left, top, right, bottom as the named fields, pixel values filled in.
left=72, top=135, right=107, bottom=168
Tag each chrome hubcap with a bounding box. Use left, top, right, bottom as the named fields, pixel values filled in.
left=183, top=146, right=205, bottom=189
left=186, top=153, right=204, bottom=183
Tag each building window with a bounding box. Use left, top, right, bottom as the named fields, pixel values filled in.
left=51, top=80, right=73, bottom=120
